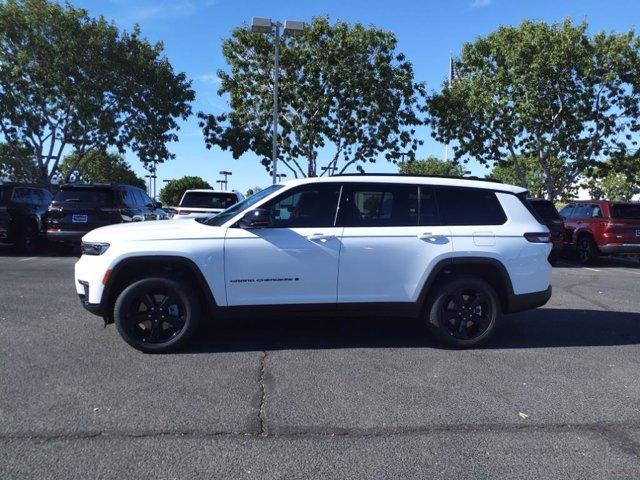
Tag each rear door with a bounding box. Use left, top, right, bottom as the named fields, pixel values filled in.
left=336, top=183, right=452, bottom=303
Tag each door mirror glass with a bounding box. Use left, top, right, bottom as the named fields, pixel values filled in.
left=154, top=201, right=163, bottom=209
left=239, top=209, right=271, bottom=228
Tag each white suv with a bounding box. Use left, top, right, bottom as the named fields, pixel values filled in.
left=75, top=175, right=552, bottom=352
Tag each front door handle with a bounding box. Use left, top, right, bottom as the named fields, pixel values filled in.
left=307, top=233, right=335, bottom=242
left=418, top=232, right=435, bottom=240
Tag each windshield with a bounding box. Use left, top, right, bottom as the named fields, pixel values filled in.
left=181, top=191, right=238, bottom=209
left=203, top=185, right=283, bottom=226
left=530, top=200, right=561, bottom=221
left=54, top=187, right=115, bottom=205
left=611, top=203, right=640, bottom=219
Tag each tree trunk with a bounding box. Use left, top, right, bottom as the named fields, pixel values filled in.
left=538, top=151, right=556, bottom=200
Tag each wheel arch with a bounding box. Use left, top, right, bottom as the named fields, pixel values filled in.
left=417, top=257, right=515, bottom=314
left=101, top=255, right=216, bottom=324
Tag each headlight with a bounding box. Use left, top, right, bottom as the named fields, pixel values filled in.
left=81, top=242, right=110, bottom=256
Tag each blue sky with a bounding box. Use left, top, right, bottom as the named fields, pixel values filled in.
left=71, top=0, right=640, bottom=194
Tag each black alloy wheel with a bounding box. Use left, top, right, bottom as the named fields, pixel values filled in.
left=427, top=276, right=500, bottom=348
left=114, top=277, right=200, bottom=353
left=577, top=236, right=598, bottom=265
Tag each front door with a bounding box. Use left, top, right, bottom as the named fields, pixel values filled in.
left=337, top=184, right=453, bottom=303
left=224, top=183, right=343, bottom=306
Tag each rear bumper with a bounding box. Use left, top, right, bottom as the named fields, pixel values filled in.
left=505, top=286, right=552, bottom=314
left=46, top=230, right=87, bottom=243
left=599, top=244, right=640, bottom=255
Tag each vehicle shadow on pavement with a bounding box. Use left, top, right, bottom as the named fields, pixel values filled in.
left=183, top=308, right=640, bottom=353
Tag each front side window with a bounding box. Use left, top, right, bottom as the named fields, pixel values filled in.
left=437, top=187, right=507, bottom=226
left=341, top=184, right=419, bottom=227
left=559, top=205, right=574, bottom=218
left=263, top=184, right=341, bottom=228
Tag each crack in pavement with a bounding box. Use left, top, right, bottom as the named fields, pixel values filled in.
left=258, top=350, right=268, bottom=436
left=2, top=421, right=640, bottom=456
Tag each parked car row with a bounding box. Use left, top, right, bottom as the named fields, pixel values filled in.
left=0, top=182, right=169, bottom=253
left=172, top=189, right=245, bottom=220
left=527, top=197, right=640, bottom=265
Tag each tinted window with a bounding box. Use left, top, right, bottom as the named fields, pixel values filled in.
left=140, top=191, right=154, bottom=207
left=529, top=200, right=561, bottom=221
left=341, top=184, right=419, bottom=227
left=611, top=203, right=640, bottom=219
left=123, top=188, right=137, bottom=207
left=264, top=184, right=341, bottom=228
left=559, top=205, right=574, bottom=218
left=181, top=191, right=238, bottom=209
left=437, top=187, right=506, bottom=226
left=54, top=187, right=116, bottom=205
left=419, top=186, right=440, bottom=226
left=572, top=204, right=591, bottom=217
left=205, top=185, right=283, bottom=227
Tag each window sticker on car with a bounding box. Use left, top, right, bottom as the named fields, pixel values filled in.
left=72, top=214, right=88, bottom=223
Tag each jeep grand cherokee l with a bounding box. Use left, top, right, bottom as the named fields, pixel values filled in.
left=560, top=200, right=640, bottom=264
left=47, top=183, right=167, bottom=247
left=74, top=175, right=553, bottom=352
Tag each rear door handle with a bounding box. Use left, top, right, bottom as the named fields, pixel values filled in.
left=307, top=233, right=335, bottom=242
left=418, top=232, right=434, bottom=240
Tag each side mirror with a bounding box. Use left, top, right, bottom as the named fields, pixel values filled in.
left=154, top=201, right=163, bottom=209
left=239, top=209, right=271, bottom=228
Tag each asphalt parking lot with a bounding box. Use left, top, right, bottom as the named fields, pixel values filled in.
left=1, top=249, right=639, bottom=479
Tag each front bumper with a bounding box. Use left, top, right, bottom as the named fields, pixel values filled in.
left=599, top=244, right=640, bottom=255
left=77, top=280, right=103, bottom=316
left=505, top=286, right=552, bottom=314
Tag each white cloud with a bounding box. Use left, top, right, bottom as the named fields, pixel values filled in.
left=195, top=73, right=222, bottom=85
left=471, top=0, right=491, bottom=7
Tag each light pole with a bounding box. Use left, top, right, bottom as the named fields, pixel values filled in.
left=251, top=17, right=304, bottom=185
left=216, top=179, right=227, bottom=190
left=219, top=171, right=232, bottom=190
left=275, top=173, right=287, bottom=182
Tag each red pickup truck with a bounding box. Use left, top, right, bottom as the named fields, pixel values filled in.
left=559, top=200, right=640, bottom=264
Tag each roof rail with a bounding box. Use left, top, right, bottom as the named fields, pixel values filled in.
left=330, top=173, right=503, bottom=184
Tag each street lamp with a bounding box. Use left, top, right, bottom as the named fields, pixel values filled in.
left=251, top=17, right=305, bottom=185
left=275, top=173, right=287, bottom=182
left=216, top=179, right=226, bottom=190
left=219, top=171, right=232, bottom=190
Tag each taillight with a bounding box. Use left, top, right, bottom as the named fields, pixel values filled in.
left=524, top=232, right=551, bottom=243
left=48, top=205, right=62, bottom=212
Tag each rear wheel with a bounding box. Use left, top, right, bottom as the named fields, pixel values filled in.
left=576, top=236, right=598, bottom=265
left=426, top=276, right=500, bottom=348
left=15, top=221, right=39, bottom=254
left=114, top=277, right=200, bottom=353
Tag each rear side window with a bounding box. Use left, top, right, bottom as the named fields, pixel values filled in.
left=436, top=187, right=506, bottom=226
left=341, top=184, right=419, bottom=227
left=419, top=186, right=440, bottom=226
left=54, top=187, right=115, bottom=205
left=611, top=203, right=640, bottom=219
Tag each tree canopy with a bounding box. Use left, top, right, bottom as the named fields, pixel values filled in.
left=58, top=150, right=146, bottom=189
left=0, top=0, right=194, bottom=185
left=582, top=155, right=640, bottom=200
left=159, top=176, right=211, bottom=207
left=199, top=17, right=427, bottom=178
left=0, top=142, right=38, bottom=182
left=428, top=20, right=640, bottom=200
left=398, top=156, right=466, bottom=177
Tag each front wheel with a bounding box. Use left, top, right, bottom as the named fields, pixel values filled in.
left=576, top=236, right=598, bottom=265
left=426, top=276, right=500, bottom=348
left=114, top=277, right=200, bottom=353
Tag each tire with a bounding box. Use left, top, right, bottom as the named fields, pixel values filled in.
left=114, top=277, right=201, bottom=353
left=15, top=221, right=39, bottom=254
left=426, top=276, right=500, bottom=348
left=576, top=235, right=598, bottom=265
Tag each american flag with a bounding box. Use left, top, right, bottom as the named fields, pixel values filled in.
left=449, top=56, right=459, bottom=85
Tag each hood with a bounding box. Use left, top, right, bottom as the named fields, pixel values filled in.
left=82, top=219, right=226, bottom=243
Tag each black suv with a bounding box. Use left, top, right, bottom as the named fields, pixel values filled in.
left=0, top=183, right=53, bottom=252
left=527, top=198, right=564, bottom=263
left=46, top=184, right=166, bottom=247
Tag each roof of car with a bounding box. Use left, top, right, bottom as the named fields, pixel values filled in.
left=184, top=189, right=240, bottom=194
left=279, top=174, right=527, bottom=194
left=565, top=199, right=639, bottom=205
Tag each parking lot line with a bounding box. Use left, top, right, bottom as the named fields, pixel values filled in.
left=557, top=261, right=600, bottom=272
left=18, top=257, right=36, bottom=262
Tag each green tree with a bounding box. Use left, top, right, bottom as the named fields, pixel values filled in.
left=58, top=150, right=146, bottom=189
left=199, top=17, right=427, bottom=178
left=398, top=156, right=466, bottom=177
left=489, top=156, right=576, bottom=200
left=428, top=20, right=640, bottom=200
left=583, top=156, right=640, bottom=200
left=0, top=0, right=194, bottom=185
left=159, top=176, right=211, bottom=207
left=0, top=142, right=39, bottom=182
